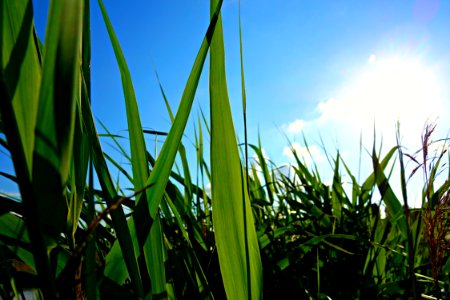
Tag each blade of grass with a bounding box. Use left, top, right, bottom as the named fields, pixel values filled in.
left=98, top=1, right=225, bottom=297
left=142, top=0, right=223, bottom=220
left=156, top=75, right=194, bottom=211
left=97, top=0, right=167, bottom=296
left=396, top=124, right=417, bottom=299
left=0, top=0, right=56, bottom=295
left=209, top=0, right=262, bottom=298
left=80, top=76, right=144, bottom=296
left=372, top=145, right=408, bottom=240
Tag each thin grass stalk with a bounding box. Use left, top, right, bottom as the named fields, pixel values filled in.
left=238, top=1, right=252, bottom=298
left=82, top=0, right=96, bottom=297
left=316, top=248, right=320, bottom=300
left=86, top=161, right=96, bottom=299
left=396, top=124, right=418, bottom=299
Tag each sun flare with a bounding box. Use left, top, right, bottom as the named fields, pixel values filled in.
left=319, top=55, right=443, bottom=136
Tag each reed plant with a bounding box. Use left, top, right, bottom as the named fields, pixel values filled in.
left=1, top=0, right=449, bottom=299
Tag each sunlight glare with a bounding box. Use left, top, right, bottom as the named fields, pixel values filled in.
left=319, top=55, right=443, bottom=137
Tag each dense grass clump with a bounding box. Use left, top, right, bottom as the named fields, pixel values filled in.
left=1, top=0, right=449, bottom=299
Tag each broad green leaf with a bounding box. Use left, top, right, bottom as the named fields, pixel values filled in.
left=209, top=0, right=262, bottom=298
left=0, top=0, right=56, bottom=296
left=1, top=0, right=40, bottom=174
left=32, top=0, right=82, bottom=238
left=0, top=213, right=33, bottom=266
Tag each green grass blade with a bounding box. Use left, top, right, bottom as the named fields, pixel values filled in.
left=250, top=139, right=275, bottom=205
left=142, top=0, right=223, bottom=219
left=32, top=0, right=82, bottom=237
left=371, top=146, right=407, bottom=240
left=1, top=0, right=40, bottom=173
left=81, top=0, right=97, bottom=296
left=0, top=0, right=56, bottom=296
left=209, top=0, right=262, bottom=298
left=156, top=76, right=194, bottom=210
left=112, top=1, right=224, bottom=296
left=331, top=154, right=343, bottom=221
left=96, top=0, right=148, bottom=193
left=81, top=77, right=144, bottom=296
left=101, top=9, right=222, bottom=290
left=97, top=0, right=168, bottom=296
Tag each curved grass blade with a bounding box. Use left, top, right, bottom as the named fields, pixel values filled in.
left=101, top=7, right=224, bottom=291
left=143, top=0, right=223, bottom=219
left=371, top=145, right=408, bottom=239
left=0, top=0, right=57, bottom=296
left=80, top=77, right=144, bottom=297
left=97, top=0, right=168, bottom=296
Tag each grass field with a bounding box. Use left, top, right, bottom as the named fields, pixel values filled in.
left=1, top=0, right=449, bottom=299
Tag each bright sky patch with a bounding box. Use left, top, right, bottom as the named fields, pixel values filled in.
left=315, top=55, right=444, bottom=147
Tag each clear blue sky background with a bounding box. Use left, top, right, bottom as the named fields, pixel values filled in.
left=2, top=1, right=450, bottom=205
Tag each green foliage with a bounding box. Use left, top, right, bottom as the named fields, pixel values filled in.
left=1, top=1, right=449, bottom=299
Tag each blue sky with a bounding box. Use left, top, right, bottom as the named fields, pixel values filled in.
left=2, top=1, right=450, bottom=205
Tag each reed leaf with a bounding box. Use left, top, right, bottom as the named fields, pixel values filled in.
left=209, top=0, right=262, bottom=298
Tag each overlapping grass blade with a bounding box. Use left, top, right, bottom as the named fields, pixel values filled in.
left=97, top=0, right=167, bottom=296
left=142, top=0, right=222, bottom=220
left=157, top=75, right=194, bottom=210
left=80, top=77, right=144, bottom=296
left=372, top=146, right=408, bottom=239
left=1, top=0, right=85, bottom=296
left=32, top=0, right=83, bottom=236
left=104, top=6, right=224, bottom=292
left=0, top=0, right=42, bottom=275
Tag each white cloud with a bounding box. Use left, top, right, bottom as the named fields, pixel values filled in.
left=283, top=119, right=306, bottom=134
left=282, top=142, right=325, bottom=165
left=270, top=54, right=449, bottom=207
left=312, top=55, right=447, bottom=153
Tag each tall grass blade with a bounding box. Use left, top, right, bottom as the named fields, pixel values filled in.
left=81, top=78, right=144, bottom=296
left=97, top=0, right=168, bottom=296
left=396, top=125, right=418, bottom=299
left=32, top=0, right=83, bottom=237
left=371, top=146, right=408, bottom=239
left=209, top=0, right=262, bottom=298
left=1, top=0, right=40, bottom=172
left=142, top=0, right=222, bottom=220
left=156, top=75, right=194, bottom=210
left=0, top=0, right=55, bottom=296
